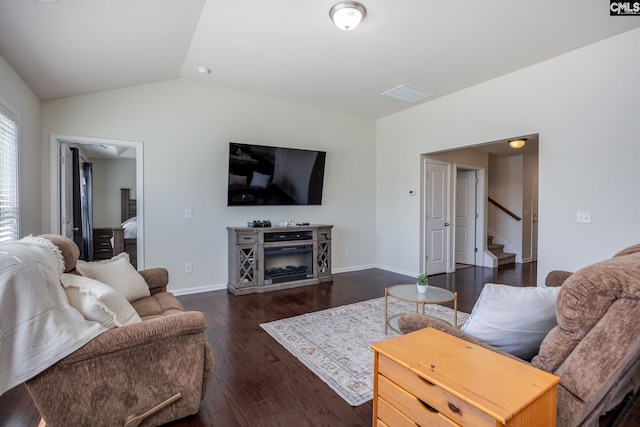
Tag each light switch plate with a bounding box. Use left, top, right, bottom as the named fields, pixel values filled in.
left=577, top=211, right=591, bottom=223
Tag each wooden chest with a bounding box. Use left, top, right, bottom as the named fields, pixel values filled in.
left=371, top=327, right=559, bottom=427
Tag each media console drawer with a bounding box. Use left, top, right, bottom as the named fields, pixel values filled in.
left=371, top=328, right=560, bottom=427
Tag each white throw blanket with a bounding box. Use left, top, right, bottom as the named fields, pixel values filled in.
left=0, top=237, right=106, bottom=395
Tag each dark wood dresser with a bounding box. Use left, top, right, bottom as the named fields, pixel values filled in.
left=92, top=227, right=114, bottom=260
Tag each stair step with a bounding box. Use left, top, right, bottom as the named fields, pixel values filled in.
left=496, top=252, right=516, bottom=266
left=487, top=236, right=515, bottom=266
left=488, top=243, right=504, bottom=254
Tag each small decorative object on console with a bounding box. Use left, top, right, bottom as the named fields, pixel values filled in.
left=248, top=220, right=272, bottom=228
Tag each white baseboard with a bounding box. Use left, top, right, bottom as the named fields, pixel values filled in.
left=374, top=264, right=417, bottom=278
left=332, top=264, right=377, bottom=274
left=171, top=283, right=227, bottom=296
left=171, top=264, right=422, bottom=296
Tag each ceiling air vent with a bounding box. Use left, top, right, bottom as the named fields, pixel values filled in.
left=381, top=84, right=433, bottom=103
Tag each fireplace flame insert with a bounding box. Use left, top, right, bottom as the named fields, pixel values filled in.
left=263, top=244, right=313, bottom=285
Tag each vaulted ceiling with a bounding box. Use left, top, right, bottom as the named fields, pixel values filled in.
left=1, top=0, right=638, bottom=118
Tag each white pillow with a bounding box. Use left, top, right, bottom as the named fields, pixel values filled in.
left=61, top=273, right=142, bottom=328
left=249, top=171, right=271, bottom=188
left=461, top=283, right=561, bottom=360
left=76, top=252, right=150, bottom=302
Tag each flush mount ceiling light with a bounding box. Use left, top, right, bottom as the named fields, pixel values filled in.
left=509, top=139, right=527, bottom=149
left=329, top=1, right=366, bottom=31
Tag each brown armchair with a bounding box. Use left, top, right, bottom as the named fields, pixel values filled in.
left=24, top=235, right=214, bottom=427
left=398, top=244, right=640, bottom=427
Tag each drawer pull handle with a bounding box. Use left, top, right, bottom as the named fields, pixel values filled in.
left=448, top=402, right=462, bottom=415
left=419, top=377, right=435, bottom=386
left=418, top=399, right=439, bottom=413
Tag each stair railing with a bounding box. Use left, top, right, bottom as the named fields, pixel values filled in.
left=488, top=197, right=522, bottom=221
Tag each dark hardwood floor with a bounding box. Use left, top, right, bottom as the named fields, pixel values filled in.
left=1, top=264, right=638, bottom=426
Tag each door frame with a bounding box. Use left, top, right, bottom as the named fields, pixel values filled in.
left=454, top=168, right=478, bottom=266
left=452, top=163, right=487, bottom=268
left=422, top=158, right=490, bottom=274
left=49, top=134, right=145, bottom=269
left=421, top=157, right=451, bottom=275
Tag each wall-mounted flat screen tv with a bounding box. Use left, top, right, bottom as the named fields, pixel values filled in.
left=227, top=142, right=326, bottom=206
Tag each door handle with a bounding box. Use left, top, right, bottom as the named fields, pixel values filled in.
left=444, top=223, right=449, bottom=227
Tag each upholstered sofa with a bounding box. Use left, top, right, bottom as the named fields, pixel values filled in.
left=398, top=244, right=640, bottom=427
left=23, top=234, right=215, bottom=427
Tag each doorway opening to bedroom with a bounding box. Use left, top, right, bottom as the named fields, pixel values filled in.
left=49, top=134, right=144, bottom=269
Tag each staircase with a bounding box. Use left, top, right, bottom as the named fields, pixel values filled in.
left=488, top=236, right=516, bottom=266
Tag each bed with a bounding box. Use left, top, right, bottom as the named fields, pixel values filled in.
left=112, top=188, right=138, bottom=268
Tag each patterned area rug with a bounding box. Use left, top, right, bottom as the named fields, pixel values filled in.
left=260, top=297, right=469, bottom=406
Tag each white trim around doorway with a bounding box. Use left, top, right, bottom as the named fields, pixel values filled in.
left=49, top=133, right=145, bottom=269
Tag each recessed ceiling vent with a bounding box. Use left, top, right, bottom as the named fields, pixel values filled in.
left=381, top=84, right=434, bottom=103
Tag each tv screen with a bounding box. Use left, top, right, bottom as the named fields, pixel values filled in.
left=227, top=142, right=326, bottom=206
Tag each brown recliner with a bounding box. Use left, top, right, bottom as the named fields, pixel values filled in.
left=398, top=244, right=640, bottom=427
left=24, top=235, right=214, bottom=427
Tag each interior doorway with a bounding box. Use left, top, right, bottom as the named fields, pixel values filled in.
left=423, top=159, right=450, bottom=275
left=49, top=134, right=144, bottom=269
left=455, top=168, right=478, bottom=267
left=421, top=134, right=538, bottom=275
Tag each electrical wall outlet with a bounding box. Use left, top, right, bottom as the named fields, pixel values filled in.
left=185, top=263, right=193, bottom=273
left=185, top=208, right=193, bottom=219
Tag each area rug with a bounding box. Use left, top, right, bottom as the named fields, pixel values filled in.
left=260, top=297, right=469, bottom=406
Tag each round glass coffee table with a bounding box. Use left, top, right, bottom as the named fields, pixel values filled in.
left=385, top=284, right=457, bottom=334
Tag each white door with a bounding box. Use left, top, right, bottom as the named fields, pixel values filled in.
left=455, top=170, right=477, bottom=265
left=425, top=160, right=449, bottom=274
left=60, top=144, right=74, bottom=239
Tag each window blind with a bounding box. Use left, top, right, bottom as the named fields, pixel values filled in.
left=0, top=103, right=18, bottom=242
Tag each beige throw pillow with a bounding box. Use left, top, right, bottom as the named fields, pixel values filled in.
left=76, top=252, right=150, bottom=302
left=61, top=273, right=142, bottom=328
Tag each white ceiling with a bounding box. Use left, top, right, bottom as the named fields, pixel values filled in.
left=1, top=0, right=638, bottom=118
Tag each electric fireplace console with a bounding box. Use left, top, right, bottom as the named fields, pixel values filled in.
left=227, top=224, right=333, bottom=295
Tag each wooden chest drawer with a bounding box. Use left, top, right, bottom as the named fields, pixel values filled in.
left=378, top=375, right=459, bottom=426
left=377, top=396, right=419, bottom=427
left=93, top=228, right=113, bottom=259
left=378, top=354, right=494, bottom=427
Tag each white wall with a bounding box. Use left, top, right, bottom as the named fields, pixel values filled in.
left=91, top=157, right=136, bottom=228
left=377, top=28, right=640, bottom=282
left=0, top=54, right=41, bottom=236
left=41, top=79, right=377, bottom=293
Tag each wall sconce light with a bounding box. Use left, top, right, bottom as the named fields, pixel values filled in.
left=508, top=139, right=527, bottom=149
left=329, top=1, right=366, bottom=31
